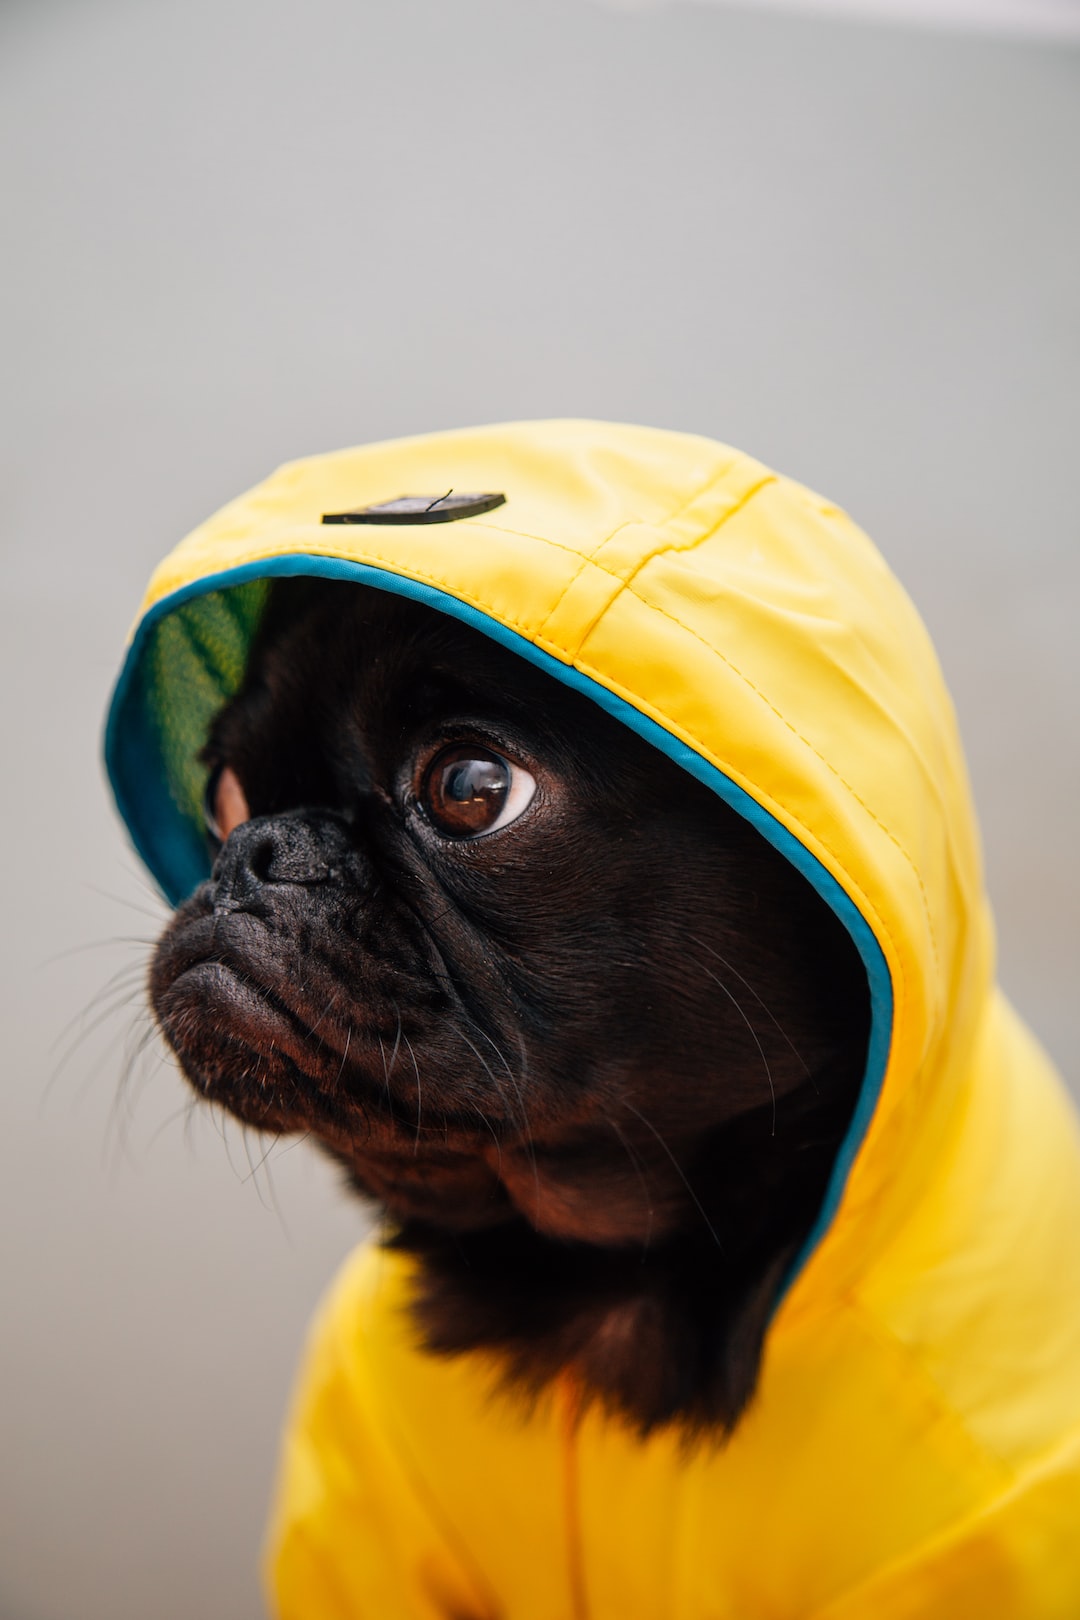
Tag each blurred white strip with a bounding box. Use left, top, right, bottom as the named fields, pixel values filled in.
left=592, top=0, right=1080, bottom=39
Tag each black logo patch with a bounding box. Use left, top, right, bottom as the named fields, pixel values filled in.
left=322, top=492, right=506, bottom=526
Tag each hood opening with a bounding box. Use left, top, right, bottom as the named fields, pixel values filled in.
left=105, top=553, right=893, bottom=1316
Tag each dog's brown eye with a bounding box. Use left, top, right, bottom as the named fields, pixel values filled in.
left=421, top=746, right=536, bottom=839
left=203, top=763, right=250, bottom=846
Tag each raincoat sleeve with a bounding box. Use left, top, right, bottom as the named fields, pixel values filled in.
left=263, top=1244, right=494, bottom=1620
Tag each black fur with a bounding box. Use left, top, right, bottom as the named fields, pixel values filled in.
left=150, top=580, right=869, bottom=1434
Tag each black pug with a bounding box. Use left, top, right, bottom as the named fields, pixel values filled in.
left=150, top=579, right=870, bottom=1436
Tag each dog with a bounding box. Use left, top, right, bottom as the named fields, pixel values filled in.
left=112, top=423, right=1080, bottom=1612
left=150, top=577, right=870, bottom=1437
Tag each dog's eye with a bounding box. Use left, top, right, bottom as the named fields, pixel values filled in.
left=420, top=746, right=536, bottom=839
left=203, top=763, right=251, bottom=846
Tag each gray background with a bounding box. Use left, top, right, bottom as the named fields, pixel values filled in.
left=2, top=2, right=1077, bottom=1616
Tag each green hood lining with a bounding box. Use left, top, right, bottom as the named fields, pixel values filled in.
left=103, top=553, right=892, bottom=1314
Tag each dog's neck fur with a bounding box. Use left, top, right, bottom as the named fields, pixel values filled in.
left=385, top=1069, right=857, bottom=1434
left=151, top=580, right=870, bottom=1437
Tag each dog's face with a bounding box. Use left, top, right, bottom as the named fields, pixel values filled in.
left=151, top=580, right=868, bottom=1429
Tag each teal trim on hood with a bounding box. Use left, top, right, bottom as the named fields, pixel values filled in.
left=104, top=553, right=892, bottom=1314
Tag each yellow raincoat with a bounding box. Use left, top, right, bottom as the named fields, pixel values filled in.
left=106, top=421, right=1080, bottom=1618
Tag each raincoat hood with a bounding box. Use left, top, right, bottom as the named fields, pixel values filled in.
left=106, top=421, right=1080, bottom=1617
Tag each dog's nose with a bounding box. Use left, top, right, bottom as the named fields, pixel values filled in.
left=211, top=810, right=359, bottom=912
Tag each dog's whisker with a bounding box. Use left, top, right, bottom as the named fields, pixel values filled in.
left=45, top=994, right=151, bottom=1113
left=387, top=1005, right=404, bottom=1079
left=262, top=1154, right=291, bottom=1240
left=688, top=931, right=814, bottom=1087
left=465, top=1100, right=504, bottom=1174
left=104, top=1017, right=164, bottom=1168
left=49, top=960, right=149, bottom=1056
left=397, top=1017, right=425, bottom=1153
left=608, top=1116, right=655, bottom=1258
left=509, top=1028, right=542, bottom=1207
left=399, top=905, right=531, bottom=1130
left=217, top=1108, right=248, bottom=1187
left=307, top=989, right=341, bottom=1041
left=241, top=1127, right=283, bottom=1186
left=450, top=1010, right=540, bottom=1213
left=334, top=1026, right=353, bottom=1090
left=57, top=990, right=155, bottom=1118
left=83, top=880, right=170, bottom=925
left=463, top=1012, right=531, bottom=1131
left=452, top=1017, right=536, bottom=1180
left=146, top=1096, right=205, bottom=1154
left=115, top=855, right=174, bottom=912
left=620, top=1100, right=723, bottom=1252
left=40, top=934, right=156, bottom=969
left=239, top=1124, right=291, bottom=1231
left=239, top=1125, right=269, bottom=1209
left=377, top=1034, right=397, bottom=1124
left=450, top=1020, right=510, bottom=1108
left=181, top=1094, right=200, bottom=1152
left=267, top=1128, right=314, bottom=1162
left=694, top=960, right=777, bottom=1137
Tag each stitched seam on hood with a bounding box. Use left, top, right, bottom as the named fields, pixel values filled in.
left=535, top=467, right=774, bottom=647
left=535, top=519, right=638, bottom=643
left=615, top=472, right=777, bottom=594
left=438, top=520, right=588, bottom=558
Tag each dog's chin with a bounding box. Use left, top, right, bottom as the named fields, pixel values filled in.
left=155, top=960, right=678, bottom=1245
left=153, top=953, right=693, bottom=1248
left=151, top=871, right=705, bottom=1252
left=156, top=963, right=509, bottom=1231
